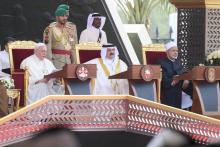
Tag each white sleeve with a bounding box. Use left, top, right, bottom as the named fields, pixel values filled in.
left=120, top=60, right=128, bottom=72
left=79, top=30, right=88, bottom=43
left=83, top=58, right=97, bottom=64
left=46, top=59, right=56, bottom=73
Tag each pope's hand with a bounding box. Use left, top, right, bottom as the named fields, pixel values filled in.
left=35, top=78, right=49, bottom=84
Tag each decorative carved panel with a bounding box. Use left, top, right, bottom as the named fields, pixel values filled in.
left=206, top=8, right=220, bottom=56
left=0, top=96, right=220, bottom=146
left=178, top=8, right=205, bottom=68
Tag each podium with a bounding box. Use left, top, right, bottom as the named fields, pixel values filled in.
left=110, top=65, right=161, bottom=102
left=173, top=66, right=220, bottom=118
left=45, top=64, right=96, bottom=95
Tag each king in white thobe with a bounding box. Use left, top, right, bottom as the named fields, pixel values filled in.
left=20, top=54, right=64, bottom=104
left=87, top=57, right=129, bottom=95
left=85, top=44, right=129, bottom=95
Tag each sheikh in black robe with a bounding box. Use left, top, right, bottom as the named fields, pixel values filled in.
left=158, top=57, right=183, bottom=108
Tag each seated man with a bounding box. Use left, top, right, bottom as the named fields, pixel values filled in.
left=79, top=13, right=107, bottom=44
left=158, top=42, right=192, bottom=109
left=85, top=43, right=129, bottom=95
left=20, top=43, right=64, bottom=105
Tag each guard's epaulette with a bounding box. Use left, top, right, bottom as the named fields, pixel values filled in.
left=66, top=22, right=76, bottom=29
left=48, top=22, right=57, bottom=28
left=43, top=24, right=54, bottom=44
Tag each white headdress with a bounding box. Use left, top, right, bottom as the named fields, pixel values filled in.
left=86, top=13, right=106, bottom=30
left=101, top=43, right=119, bottom=60
left=165, top=41, right=177, bottom=51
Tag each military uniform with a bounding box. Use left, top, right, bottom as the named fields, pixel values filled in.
left=43, top=5, right=77, bottom=69
left=43, top=22, right=78, bottom=69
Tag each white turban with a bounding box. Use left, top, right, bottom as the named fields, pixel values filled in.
left=86, top=13, right=106, bottom=30
left=165, top=42, right=177, bottom=51
left=101, top=43, right=119, bottom=60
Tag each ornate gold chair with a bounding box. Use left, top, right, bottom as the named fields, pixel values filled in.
left=6, top=89, right=21, bottom=111
left=142, top=44, right=166, bottom=65
left=8, top=41, right=36, bottom=107
left=75, top=42, right=102, bottom=64
left=0, top=83, right=21, bottom=116
left=142, top=44, right=166, bottom=103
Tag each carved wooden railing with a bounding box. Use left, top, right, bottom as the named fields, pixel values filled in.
left=0, top=95, right=219, bottom=146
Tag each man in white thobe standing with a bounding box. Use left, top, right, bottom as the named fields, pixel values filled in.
left=85, top=43, right=129, bottom=95
left=20, top=43, right=64, bottom=104
left=79, top=13, right=107, bottom=44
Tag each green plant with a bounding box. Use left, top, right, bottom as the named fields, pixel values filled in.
left=116, top=0, right=176, bottom=25
left=117, top=0, right=157, bottom=25
left=160, top=0, right=177, bottom=14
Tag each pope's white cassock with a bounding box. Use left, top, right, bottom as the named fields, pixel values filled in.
left=85, top=44, right=129, bottom=95
left=20, top=54, right=64, bottom=104
left=79, top=13, right=107, bottom=44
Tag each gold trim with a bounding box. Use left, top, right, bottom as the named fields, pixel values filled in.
left=75, top=42, right=102, bottom=64
left=0, top=95, right=126, bottom=125
left=142, top=44, right=165, bottom=65
left=8, top=41, right=36, bottom=74
left=24, top=70, right=29, bottom=106
left=126, top=95, right=220, bottom=124
left=170, top=0, right=220, bottom=8
left=1, top=95, right=220, bottom=125
left=157, top=78, right=161, bottom=103
left=98, top=58, right=110, bottom=76
left=6, top=89, right=20, bottom=111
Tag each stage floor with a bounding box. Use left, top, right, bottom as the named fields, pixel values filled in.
left=7, top=131, right=152, bottom=147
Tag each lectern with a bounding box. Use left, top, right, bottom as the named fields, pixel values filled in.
left=174, top=66, right=220, bottom=118
left=45, top=64, right=96, bottom=95
left=110, top=65, right=161, bottom=102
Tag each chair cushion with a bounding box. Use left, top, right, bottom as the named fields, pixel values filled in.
left=79, top=50, right=100, bottom=63
left=145, top=51, right=167, bottom=65
left=12, top=49, right=34, bottom=69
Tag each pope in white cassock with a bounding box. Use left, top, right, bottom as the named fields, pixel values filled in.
left=79, top=13, right=107, bottom=44
left=85, top=44, right=129, bottom=95
left=20, top=43, right=64, bottom=105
